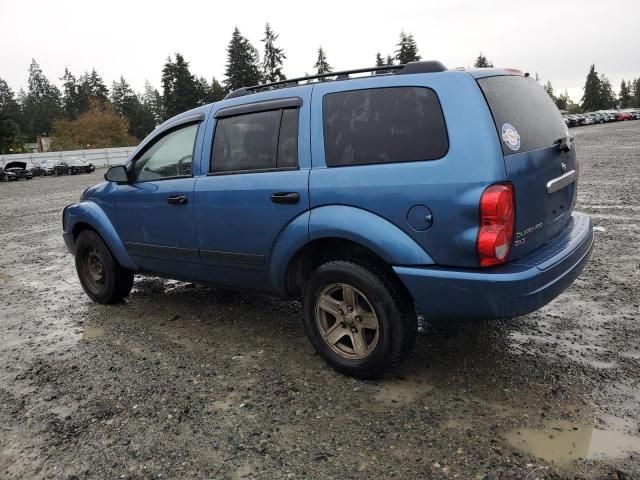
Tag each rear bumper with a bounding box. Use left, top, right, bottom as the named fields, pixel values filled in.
left=394, top=212, right=593, bottom=320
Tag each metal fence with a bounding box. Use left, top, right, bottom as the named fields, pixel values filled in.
left=0, top=146, right=138, bottom=168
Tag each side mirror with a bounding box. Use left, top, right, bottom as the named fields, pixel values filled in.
left=104, top=165, right=129, bottom=183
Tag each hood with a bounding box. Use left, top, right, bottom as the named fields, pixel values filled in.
left=4, top=161, right=27, bottom=170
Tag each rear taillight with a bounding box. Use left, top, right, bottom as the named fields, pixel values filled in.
left=477, top=183, right=515, bottom=267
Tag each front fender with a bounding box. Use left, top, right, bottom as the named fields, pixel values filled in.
left=309, top=206, right=435, bottom=266
left=63, top=201, right=138, bottom=270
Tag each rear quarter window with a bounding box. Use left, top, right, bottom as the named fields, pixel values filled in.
left=478, top=75, right=567, bottom=156
left=322, top=87, right=448, bottom=167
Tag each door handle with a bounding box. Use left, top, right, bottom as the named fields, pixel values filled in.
left=270, top=192, right=300, bottom=204
left=167, top=195, right=188, bottom=205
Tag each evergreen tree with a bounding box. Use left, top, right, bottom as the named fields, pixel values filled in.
left=261, top=23, right=286, bottom=83
left=0, top=78, right=25, bottom=153
left=162, top=53, right=200, bottom=119
left=224, top=27, right=262, bottom=92
left=314, top=47, right=332, bottom=77
left=142, top=80, right=164, bottom=124
left=619, top=79, right=632, bottom=108
left=633, top=78, right=640, bottom=107
left=580, top=64, right=601, bottom=112
left=555, top=90, right=571, bottom=111
left=22, top=59, right=63, bottom=139
left=111, top=76, right=156, bottom=140
left=386, top=55, right=395, bottom=66
left=543, top=80, right=555, bottom=101
left=474, top=53, right=494, bottom=68
left=375, top=52, right=384, bottom=67
left=394, top=31, right=421, bottom=64
left=60, top=68, right=81, bottom=119
left=209, top=77, right=226, bottom=102
left=598, top=74, right=616, bottom=110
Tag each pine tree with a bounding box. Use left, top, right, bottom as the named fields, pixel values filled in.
left=314, top=47, right=332, bottom=77
left=224, top=27, right=262, bottom=92
left=386, top=55, right=395, bottom=66
left=111, top=76, right=156, bottom=140
left=543, top=81, right=555, bottom=101
left=22, top=59, right=63, bottom=140
left=633, top=78, right=640, bottom=107
left=555, top=90, right=571, bottom=111
left=60, top=68, right=81, bottom=119
left=0, top=78, right=25, bottom=153
left=375, top=52, right=384, bottom=67
left=619, top=79, right=632, bottom=108
left=394, top=31, right=421, bottom=64
left=261, top=23, right=286, bottom=83
left=598, top=74, right=616, bottom=110
left=210, top=78, right=226, bottom=102
left=142, top=80, right=164, bottom=124
left=74, top=68, right=110, bottom=115
left=162, top=53, right=200, bottom=119
left=580, top=64, right=601, bottom=112
left=474, top=53, right=494, bottom=68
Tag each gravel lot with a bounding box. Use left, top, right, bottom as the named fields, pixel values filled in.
left=1, top=121, right=639, bottom=479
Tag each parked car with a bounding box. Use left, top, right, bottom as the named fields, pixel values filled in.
left=565, top=115, right=580, bottom=127
left=617, top=111, right=634, bottom=121
left=586, top=112, right=606, bottom=124
left=36, top=159, right=58, bottom=176
left=3, top=161, right=34, bottom=181
left=54, top=157, right=95, bottom=175
left=62, top=62, right=593, bottom=377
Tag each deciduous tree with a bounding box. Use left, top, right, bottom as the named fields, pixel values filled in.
left=52, top=101, right=136, bottom=149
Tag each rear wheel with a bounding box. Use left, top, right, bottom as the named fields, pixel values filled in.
left=75, top=230, right=134, bottom=304
left=303, top=260, right=416, bottom=378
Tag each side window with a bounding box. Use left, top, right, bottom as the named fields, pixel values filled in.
left=211, top=108, right=299, bottom=173
left=132, top=124, right=198, bottom=182
left=322, top=87, right=448, bottom=167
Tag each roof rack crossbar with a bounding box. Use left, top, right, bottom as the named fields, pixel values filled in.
left=249, top=64, right=403, bottom=91
left=224, top=61, right=447, bottom=99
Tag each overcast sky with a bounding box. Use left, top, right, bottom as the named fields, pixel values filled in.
left=1, top=0, right=639, bottom=103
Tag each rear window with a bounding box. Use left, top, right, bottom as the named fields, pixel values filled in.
left=478, top=75, right=567, bottom=156
left=322, top=87, right=448, bottom=167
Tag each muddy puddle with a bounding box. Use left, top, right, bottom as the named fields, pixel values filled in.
left=374, top=373, right=432, bottom=405
left=507, top=420, right=640, bottom=465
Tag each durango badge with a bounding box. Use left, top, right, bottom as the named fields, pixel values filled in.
left=501, top=123, right=521, bottom=151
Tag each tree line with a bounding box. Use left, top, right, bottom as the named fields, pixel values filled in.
left=1, top=26, right=639, bottom=153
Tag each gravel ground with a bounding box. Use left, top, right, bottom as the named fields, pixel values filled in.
left=1, top=121, right=639, bottom=479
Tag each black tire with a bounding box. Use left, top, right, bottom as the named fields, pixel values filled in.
left=302, top=260, right=416, bottom=378
left=74, top=230, right=134, bottom=304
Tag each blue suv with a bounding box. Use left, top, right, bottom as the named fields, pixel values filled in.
left=63, top=61, right=593, bottom=377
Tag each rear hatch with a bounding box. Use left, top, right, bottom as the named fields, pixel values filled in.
left=477, top=74, right=577, bottom=260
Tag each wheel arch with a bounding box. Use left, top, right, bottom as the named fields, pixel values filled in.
left=64, top=201, right=138, bottom=270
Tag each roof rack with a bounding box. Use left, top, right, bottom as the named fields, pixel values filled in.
left=224, top=60, right=447, bottom=99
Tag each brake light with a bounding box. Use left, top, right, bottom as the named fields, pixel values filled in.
left=477, top=183, right=515, bottom=267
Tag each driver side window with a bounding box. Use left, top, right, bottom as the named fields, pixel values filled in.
left=132, top=123, right=198, bottom=182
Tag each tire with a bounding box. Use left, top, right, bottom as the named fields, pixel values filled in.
left=74, top=230, right=134, bottom=304
left=302, top=260, right=416, bottom=378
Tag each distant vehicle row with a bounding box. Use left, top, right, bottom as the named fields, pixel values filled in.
left=0, top=157, right=95, bottom=182
left=563, top=110, right=640, bottom=127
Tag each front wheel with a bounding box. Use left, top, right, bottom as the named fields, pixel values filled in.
left=303, top=260, right=416, bottom=378
left=75, top=230, right=134, bottom=304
